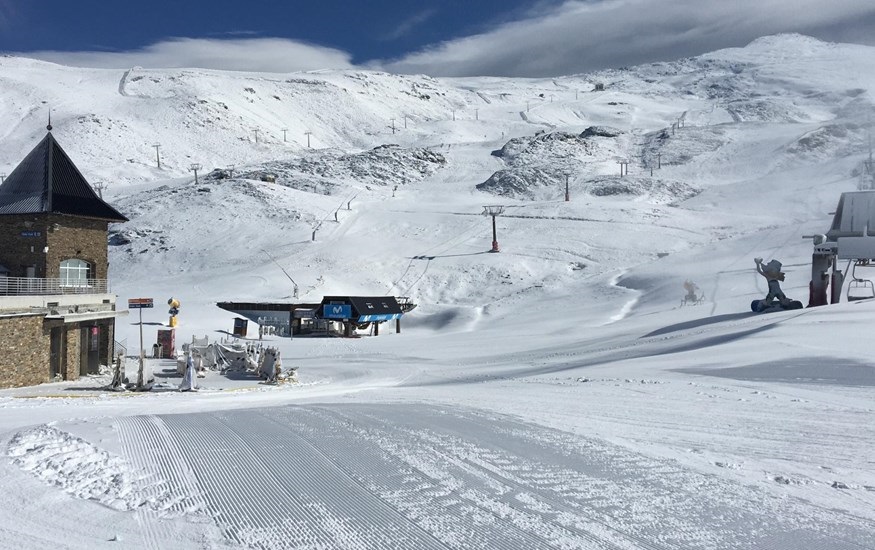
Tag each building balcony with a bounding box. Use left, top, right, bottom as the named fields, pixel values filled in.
left=0, top=277, right=120, bottom=322
left=0, top=276, right=109, bottom=296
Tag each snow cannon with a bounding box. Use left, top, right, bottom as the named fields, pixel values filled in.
left=168, top=297, right=180, bottom=328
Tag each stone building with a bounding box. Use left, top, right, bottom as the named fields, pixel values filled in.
left=0, top=129, right=128, bottom=388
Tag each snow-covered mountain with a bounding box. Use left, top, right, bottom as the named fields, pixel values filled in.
left=2, top=30, right=872, bottom=377
left=1, top=34, right=874, bottom=549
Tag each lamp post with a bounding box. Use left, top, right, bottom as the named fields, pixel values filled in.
left=482, top=205, right=505, bottom=252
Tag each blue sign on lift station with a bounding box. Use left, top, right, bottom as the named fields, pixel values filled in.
left=323, top=304, right=352, bottom=319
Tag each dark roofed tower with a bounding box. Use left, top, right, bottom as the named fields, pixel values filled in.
left=0, top=130, right=127, bottom=281
left=0, top=128, right=128, bottom=388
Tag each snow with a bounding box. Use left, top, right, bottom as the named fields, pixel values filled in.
left=1, top=33, right=874, bottom=548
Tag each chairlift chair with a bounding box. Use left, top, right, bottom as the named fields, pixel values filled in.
left=847, top=260, right=875, bottom=302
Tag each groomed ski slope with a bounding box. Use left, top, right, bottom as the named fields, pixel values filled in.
left=0, top=34, right=874, bottom=549
left=3, top=404, right=867, bottom=550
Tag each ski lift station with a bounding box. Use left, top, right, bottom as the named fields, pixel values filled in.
left=217, top=296, right=415, bottom=338
left=809, top=190, right=875, bottom=305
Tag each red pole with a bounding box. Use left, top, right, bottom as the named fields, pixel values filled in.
left=491, top=215, right=499, bottom=252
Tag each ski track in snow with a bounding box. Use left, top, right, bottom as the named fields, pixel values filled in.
left=4, top=34, right=875, bottom=550
left=115, top=415, right=212, bottom=548
left=95, top=405, right=875, bottom=549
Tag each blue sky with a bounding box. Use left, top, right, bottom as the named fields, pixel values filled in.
left=0, top=0, right=533, bottom=64
left=1, top=0, right=874, bottom=77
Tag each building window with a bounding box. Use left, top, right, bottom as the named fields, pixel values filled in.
left=60, top=259, right=92, bottom=286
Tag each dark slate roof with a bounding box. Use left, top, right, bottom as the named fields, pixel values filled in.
left=0, top=132, right=128, bottom=221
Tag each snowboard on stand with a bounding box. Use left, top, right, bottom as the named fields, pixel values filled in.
left=750, top=299, right=803, bottom=313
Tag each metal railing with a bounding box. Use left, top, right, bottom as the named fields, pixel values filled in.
left=113, top=338, right=128, bottom=359
left=0, top=276, right=109, bottom=296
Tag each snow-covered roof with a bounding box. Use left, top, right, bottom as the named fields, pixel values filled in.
left=827, top=191, right=875, bottom=239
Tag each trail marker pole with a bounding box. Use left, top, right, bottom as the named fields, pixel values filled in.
left=128, top=298, right=154, bottom=389
left=565, top=174, right=570, bottom=202
left=190, top=163, right=202, bottom=184
left=152, top=143, right=161, bottom=168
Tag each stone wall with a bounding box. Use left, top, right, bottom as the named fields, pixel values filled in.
left=1, top=205, right=119, bottom=388
left=0, top=315, right=119, bottom=387
left=103, top=321, right=115, bottom=367
left=0, top=214, right=48, bottom=277
left=0, top=314, right=50, bottom=388
left=45, top=214, right=110, bottom=280
left=65, top=324, right=81, bottom=381
left=0, top=213, right=109, bottom=279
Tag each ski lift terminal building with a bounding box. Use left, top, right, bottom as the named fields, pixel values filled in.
left=217, top=296, right=414, bottom=337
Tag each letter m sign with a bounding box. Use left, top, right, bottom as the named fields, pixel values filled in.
left=323, top=304, right=351, bottom=319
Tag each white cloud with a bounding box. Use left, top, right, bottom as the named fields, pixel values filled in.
left=383, top=8, right=439, bottom=41
left=19, top=37, right=355, bottom=73
left=7, top=0, right=875, bottom=77
left=378, top=0, right=875, bottom=77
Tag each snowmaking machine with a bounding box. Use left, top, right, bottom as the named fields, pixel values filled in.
left=807, top=190, right=875, bottom=306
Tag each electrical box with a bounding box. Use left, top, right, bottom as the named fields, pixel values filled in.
left=157, top=329, right=175, bottom=359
